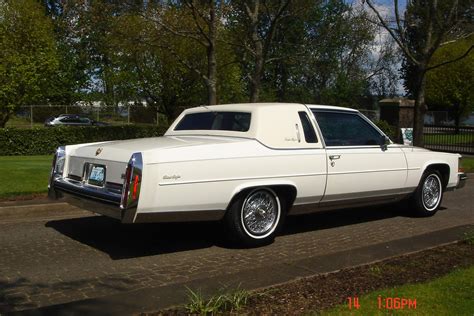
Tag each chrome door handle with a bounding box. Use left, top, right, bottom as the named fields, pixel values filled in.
left=329, top=155, right=341, bottom=160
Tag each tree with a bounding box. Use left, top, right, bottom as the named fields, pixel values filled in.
left=0, top=0, right=59, bottom=127
left=107, top=2, right=245, bottom=123
left=365, top=0, right=473, bottom=146
left=425, top=35, right=474, bottom=132
left=262, top=0, right=380, bottom=107
left=228, top=0, right=294, bottom=103
left=143, top=0, right=227, bottom=105
left=109, top=12, right=206, bottom=123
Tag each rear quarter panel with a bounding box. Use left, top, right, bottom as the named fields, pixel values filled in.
left=137, top=140, right=327, bottom=214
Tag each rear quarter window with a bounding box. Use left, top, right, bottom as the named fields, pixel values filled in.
left=175, top=112, right=251, bottom=132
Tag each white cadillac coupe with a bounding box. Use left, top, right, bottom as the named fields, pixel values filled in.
left=49, top=103, right=467, bottom=246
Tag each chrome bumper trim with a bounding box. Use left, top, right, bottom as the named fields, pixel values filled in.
left=53, top=177, right=121, bottom=205
left=49, top=177, right=137, bottom=223
left=457, top=173, right=467, bottom=189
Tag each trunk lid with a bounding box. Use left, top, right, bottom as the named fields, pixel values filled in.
left=68, top=136, right=209, bottom=162
left=65, top=136, right=247, bottom=184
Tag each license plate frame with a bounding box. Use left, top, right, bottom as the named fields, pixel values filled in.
left=87, top=164, right=106, bottom=187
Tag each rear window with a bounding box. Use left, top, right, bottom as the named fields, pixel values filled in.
left=174, top=112, right=251, bottom=132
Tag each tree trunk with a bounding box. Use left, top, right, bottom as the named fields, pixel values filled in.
left=454, top=102, right=460, bottom=134
left=206, top=1, right=217, bottom=105
left=412, top=68, right=427, bottom=147
left=206, top=47, right=217, bottom=105
left=0, top=112, right=10, bottom=128
left=246, top=0, right=262, bottom=103
left=249, top=45, right=263, bottom=103
left=277, top=61, right=288, bottom=102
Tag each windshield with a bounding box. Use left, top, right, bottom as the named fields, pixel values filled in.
left=174, top=112, right=251, bottom=132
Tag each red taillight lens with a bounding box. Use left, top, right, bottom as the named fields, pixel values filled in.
left=132, top=175, right=139, bottom=200
left=120, top=152, right=143, bottom=210
left=121, top=163, right=132, bottom=208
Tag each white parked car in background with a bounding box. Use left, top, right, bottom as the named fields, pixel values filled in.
left=49, top=103, right=467, bottom=246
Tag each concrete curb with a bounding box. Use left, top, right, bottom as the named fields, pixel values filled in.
left=13, top=224, right=474, bottom=316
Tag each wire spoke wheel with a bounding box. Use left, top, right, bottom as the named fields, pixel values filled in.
left=422, top=174, right=442, bottom=211
left=241, top=189, right=280, bottom=239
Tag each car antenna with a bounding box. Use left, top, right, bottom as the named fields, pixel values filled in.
left=200, top=104, right=217, bottom=114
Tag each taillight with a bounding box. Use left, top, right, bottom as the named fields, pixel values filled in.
left=120, top=152, right=143, bottom=209
left=132, top=175, right=139, bottom=200
left=121, top=163, right=132, bottom=207
left=48, top=146, right=65, bottom=189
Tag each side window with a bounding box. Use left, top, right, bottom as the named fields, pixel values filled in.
left=312, top=111, right=381, bottom=146
left=60, top=116, right=74, bottom=123
left=298, top=111, right=318, bottom=143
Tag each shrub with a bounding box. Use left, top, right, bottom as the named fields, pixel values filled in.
left=0, top=125, right=169, bottom=156
left=375, top=120, right=397, bottom=140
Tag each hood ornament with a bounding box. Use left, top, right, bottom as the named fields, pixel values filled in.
left=95, top=148, right=103, bottom=156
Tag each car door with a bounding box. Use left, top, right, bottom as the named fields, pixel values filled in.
left=311, top=109, right=408, bottom=206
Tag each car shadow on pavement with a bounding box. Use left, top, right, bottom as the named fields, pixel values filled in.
left=45, top=204, right=447, bottom=259
left=282, top=203, right=445, bottom=235
left=45, top=216, right=224, bottom=260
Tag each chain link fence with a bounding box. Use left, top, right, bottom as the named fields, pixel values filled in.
left=8, top=104, right=169, bottom=128
left=8, top=105, right=382, bottom=128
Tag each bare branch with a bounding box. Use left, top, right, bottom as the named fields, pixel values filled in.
left=440, top=32, right=474, bottom=46
left=365, top=0, right=420, bottom=65
left=394, top=0, right=406, bottom=44
left=137, top=38, right=210, bottom=82
left=426, top=44, right=473, bottom=72
left=217, top=59, right=240, bottom=70
left=426, top=0, right=459, bottom=58
left=263, top=0, right=290, bottom=59
left=186, top=1, right=211, bottom=45
left=138, top=11, right=207, bottom=46
left=186, top=0, right=209, bottom=23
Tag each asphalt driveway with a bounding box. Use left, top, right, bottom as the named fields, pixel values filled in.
left=0, top=180, right=472, bottom=313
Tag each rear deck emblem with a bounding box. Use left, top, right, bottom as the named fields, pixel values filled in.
left=95, top=148, right=103, bottom=156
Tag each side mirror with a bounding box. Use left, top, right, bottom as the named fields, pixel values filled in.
left=380, top=135, right=389, bottom=151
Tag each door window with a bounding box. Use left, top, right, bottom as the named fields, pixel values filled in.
left=312, top=111, right=381, bottom=146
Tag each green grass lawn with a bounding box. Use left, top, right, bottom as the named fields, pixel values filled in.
left=461, top=157, right=474, bottom=172
left=0, top=155, right=51, bottom=198
left=425, top=134, right=473, bottom=145
left=322, top=265, right=474, bottom=315
left=5, top=116, right=44, bottom=129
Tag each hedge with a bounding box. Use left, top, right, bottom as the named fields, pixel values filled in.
left=0, top=125, right=169, bottom=156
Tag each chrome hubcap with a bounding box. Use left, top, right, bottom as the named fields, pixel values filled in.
left=242, top=190, right=279, bottom=237
left=422, top=175, right=441, bottom=210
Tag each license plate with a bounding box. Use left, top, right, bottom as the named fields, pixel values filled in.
left=88, top=164, right=106, bottom=186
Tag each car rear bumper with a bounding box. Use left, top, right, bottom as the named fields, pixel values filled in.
left=457, top=173, right=467, bottom=189
left=49, top=177, right=137, bottom=223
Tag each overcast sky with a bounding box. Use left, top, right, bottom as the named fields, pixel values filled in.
left=350, top=0, right=408, bottom=96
